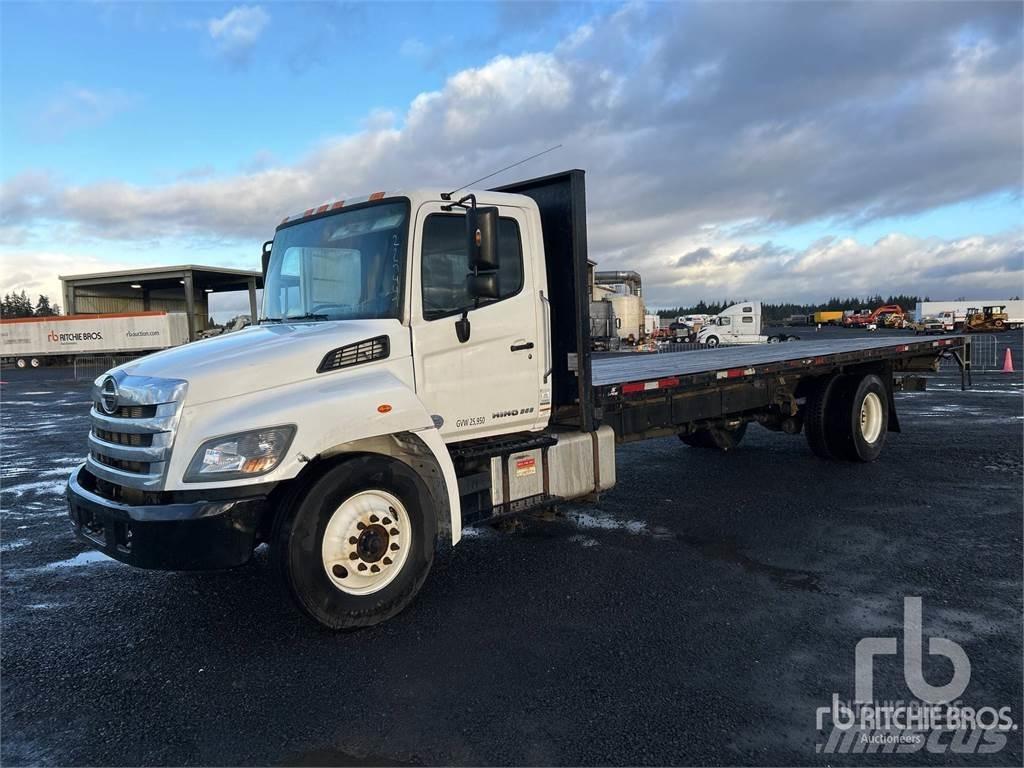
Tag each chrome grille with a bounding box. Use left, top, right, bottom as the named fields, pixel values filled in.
left=86, top=372, right=187, bottom=491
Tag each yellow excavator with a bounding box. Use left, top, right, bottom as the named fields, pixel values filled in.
left=962, top=305, right=1009, bottom=333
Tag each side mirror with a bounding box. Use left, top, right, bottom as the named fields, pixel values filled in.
left=466, top=207, right=499, bottom=272
left=467, top=272, right=499, bottom=301
left=261, top=240, right=273, bottom=276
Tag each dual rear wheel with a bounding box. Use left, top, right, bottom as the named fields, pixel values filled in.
left=679, top=373, right=889, bottom=462
left=804, top=373, right=888, bottom=462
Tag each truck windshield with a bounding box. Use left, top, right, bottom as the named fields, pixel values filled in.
left=263, top=200, right=409, bottom=322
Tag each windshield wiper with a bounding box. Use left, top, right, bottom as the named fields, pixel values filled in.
left=260, top=317, right=284, bottom=324
left=285, top=313, right=331, bottom=322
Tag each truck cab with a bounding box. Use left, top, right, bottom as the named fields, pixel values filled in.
left=67, top=177, right=593, bottom=629
left=696, top=302, right=764, bottom=346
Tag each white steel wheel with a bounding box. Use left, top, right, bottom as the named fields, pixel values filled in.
left=16, top=358, right=26, bottom=368
left=321, top=490, right=411, bottom=596
left=29, top=357, right=40, bottom=368
left=859, top=391, right=884, bottom=444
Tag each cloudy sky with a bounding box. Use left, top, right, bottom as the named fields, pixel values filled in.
left=1, top=0, right=1022, bottom=317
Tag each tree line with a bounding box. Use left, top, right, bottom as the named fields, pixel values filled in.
left=1, top=291, right=62, bottom=318
left=656, top=295, right=930, bottom=323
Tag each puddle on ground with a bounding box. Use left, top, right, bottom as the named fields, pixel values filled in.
left=45, top=550, right=116, bottom=569
left=678, top=533, right=822, bottom=592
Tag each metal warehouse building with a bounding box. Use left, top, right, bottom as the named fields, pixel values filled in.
left=59, top=264, right=263, bottom=342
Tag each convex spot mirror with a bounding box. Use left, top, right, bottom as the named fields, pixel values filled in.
left=466, top=206, right=499, bottom=272
left=467, top=272, right=499, bottom=301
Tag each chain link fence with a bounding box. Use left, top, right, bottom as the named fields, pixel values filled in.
left=72, top=354, right=145, bottom=382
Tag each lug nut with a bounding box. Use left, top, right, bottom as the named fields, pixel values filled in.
left=389, top=528, right=398, bottom=536
left=349, top=552, right=359, bottom=560
left=370, top=515, right=379, bottom=523
left=383, top=557, right=392, bottom=565
left=390, top=543, right=400, bottom=551
left=382, top=517, right=392, bottom=525
left=356, top=522, right=366, bottom=530
left=349, top=536, right=358, bottom=545
left=370, top=565, right=380, bottom=573
left=357, top=563, right=367, bottom=572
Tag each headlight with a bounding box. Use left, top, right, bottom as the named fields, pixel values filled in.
left=184, top=425, right=296, bottom=482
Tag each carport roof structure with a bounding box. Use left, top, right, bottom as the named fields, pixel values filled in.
left=59, top=264, right=263, bottom=341
left=59, top=264, right=262, bottom=290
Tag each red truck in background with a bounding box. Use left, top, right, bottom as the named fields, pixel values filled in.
left=843, top=304, right=906, bottom=329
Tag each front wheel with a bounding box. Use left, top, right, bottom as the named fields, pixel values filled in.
left=30, top=357, right=41, bottom=368
left=704, top=335, right=720, bottom=348
left=272, top=456, right=437, bottom=629
left=16, top=358, right=26, bottom=369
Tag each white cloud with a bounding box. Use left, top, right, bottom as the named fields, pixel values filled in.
left=2, top=2, right=1022, bottom=306
left=35, top=86, right=134, bottom=139
left=207, top=5, right=269, bottom=65
left=0, top=251, right=136, bottom=311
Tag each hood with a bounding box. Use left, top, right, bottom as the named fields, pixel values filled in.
left=118, top=319, right=408, bottom=406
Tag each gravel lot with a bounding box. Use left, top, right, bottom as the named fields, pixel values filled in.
left=2, top=330, right=1021, bottom=766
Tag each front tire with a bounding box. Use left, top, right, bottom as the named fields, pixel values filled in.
left=16, top=358, right=26, bottom=369
left=704, top=335, right=720, bottom=348
left=272, top=456, right=436, bottom=629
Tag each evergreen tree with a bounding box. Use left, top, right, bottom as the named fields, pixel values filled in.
left=34, top=295, right=54, bottom=316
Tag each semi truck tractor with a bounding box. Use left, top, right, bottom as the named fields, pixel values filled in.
left=66, top=170, right=972, bottom=629
left=695, top=302, right=799, bottom=346
left=1, top=311, right=189, bottom=369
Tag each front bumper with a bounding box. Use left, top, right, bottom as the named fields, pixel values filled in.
left=66, top=465, right=266, bottom=570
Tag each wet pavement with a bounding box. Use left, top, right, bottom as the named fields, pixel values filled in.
left=1, top=330, right=1021, bottom=766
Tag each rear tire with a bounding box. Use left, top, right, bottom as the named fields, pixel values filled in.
left=272, top=455, right=436, bottom=629
left=680, top=422, right=747, bottom=451
left=16, top=358, right=26, bottom=369
left=30, top=357, right=41, bottom=368
left=829, top=374, right=889, bottom=462
left=804, top=374, right=846, bottom=459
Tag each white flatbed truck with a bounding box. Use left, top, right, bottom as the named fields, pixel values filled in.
left=66, top=170, right=973, bottom=628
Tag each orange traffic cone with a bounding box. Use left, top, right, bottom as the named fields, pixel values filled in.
left=1002, top=347, right=1015, bottom=373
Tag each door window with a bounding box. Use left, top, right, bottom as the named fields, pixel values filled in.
left=421, top=214, right=523, bottom=320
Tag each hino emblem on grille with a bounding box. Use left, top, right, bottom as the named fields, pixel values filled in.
left=100, top=376, right=119, bottom=415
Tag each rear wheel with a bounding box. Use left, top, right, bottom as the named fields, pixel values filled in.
left=16, top=358, right=26, bottom=369
left=829, top=374, right=889, bottom=462
left=30, top=357, right=41, bottom=368
left=680, top=422, right=747, bottom=451
left=272, top=455, right=436, bottom=629
left=804, top=374, right=846, bottom=459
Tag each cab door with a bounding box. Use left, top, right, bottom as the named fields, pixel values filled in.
left=410, top=202, right=543, bottom=442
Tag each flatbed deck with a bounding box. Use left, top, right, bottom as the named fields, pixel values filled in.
left=591, top=335, right=966, bottom=387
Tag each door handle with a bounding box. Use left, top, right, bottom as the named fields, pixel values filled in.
left=510, top=342, right=535, bottom=352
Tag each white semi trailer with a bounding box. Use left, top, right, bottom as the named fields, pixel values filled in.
left=1, top=312, right=189, bottom=368
left=66, top=171, right=972, bottom=629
